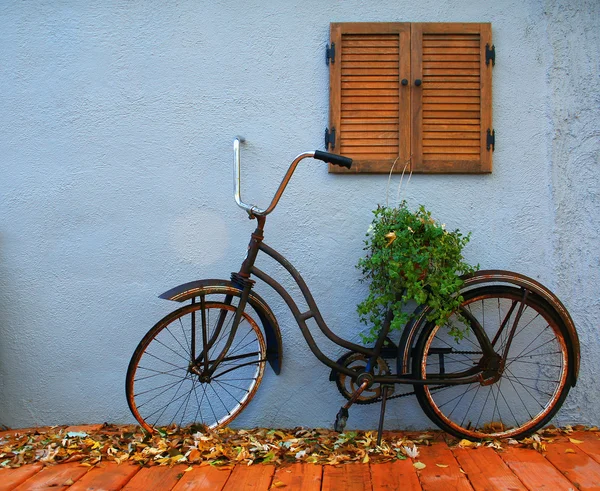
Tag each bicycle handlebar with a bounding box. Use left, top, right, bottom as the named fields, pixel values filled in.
left=233, top=137, right=352, bottom=216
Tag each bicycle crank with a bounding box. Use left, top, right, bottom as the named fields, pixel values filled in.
left=332, top=351, right=392, bottom=404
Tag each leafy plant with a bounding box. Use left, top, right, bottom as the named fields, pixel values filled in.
left=357, top=202, right=478, bottom=342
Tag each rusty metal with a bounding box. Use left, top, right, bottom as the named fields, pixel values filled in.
left=132, top=140, right=580, bottom=438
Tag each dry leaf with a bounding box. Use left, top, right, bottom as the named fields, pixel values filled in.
left=568, top=438, right=584, bottom=444
left=458, top=439, right=477, bottom=448
left=413, top=461, right=426, bottom=470
left=436, top=463, right=449, bottom=468
left=565, top=448, right=576, bottom=453
left=272, top=481, right=287, bottom=488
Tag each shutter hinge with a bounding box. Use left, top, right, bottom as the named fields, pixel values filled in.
left=325, top=127, right=336, bottom=150
left=486, top=44, right=496, bottom=66
left=326, top=42, right=335, bottom=65
left=486, top=129, right=495, bottom=151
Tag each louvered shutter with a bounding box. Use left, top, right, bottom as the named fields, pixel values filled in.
left=328, top=22, right=493, bottom=174
left=328, top=23, right=410, bottom=173
left=411, top=23, right=492, bottom=173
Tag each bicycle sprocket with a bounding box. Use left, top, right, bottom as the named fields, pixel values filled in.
left=334, top=351, right=391, bottom=404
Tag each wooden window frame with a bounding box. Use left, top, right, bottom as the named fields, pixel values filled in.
left=328, top=22, right=493, bottom=174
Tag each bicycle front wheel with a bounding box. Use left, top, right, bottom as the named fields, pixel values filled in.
left=413, top=286, right=572, bottom=440
left=126, top=301, right=266, bottom=433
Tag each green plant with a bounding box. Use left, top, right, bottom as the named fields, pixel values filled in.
left=357, top=202, right=478, bottom=343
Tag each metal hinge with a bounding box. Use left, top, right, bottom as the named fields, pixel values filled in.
left=326, top=42, right=335, bottom=65
left=325, top=127, right=336, bottom=150
left=486, top=44, right=496, bottom=66
left=487, top=129, right=495, bottom=151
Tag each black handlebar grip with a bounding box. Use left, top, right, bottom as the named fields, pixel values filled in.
left=314, top=150, right=353, bottom=169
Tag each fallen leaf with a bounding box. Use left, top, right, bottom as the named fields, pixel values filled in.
left=565, top=448, right=576, bottom=453
left=272, top=481, right=287, bottom=488
left=436, top=463, right=449, bottom=468
left=568, top=438, right=584, bottom=444
left=413, top=461, right=426, bottom=470
left=458, top=439, right=477, bottom=448
left=64, top=478, right=74, bottom=486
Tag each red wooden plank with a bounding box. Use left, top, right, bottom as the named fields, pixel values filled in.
left=64, top=425, right=104, bottom=435
left=322, top=464, right=371, bottom=491
left=544, top=441, right=600, bottom=490
left=272, top=464, right=322, bottom=491
left=12, top=462, right=88, bottom=490
left=172, top=465, right=232, bottom=490
left=121, top=465, right=186, bottom=491
left=452, top=447, right=526, bottom=491
left=370, top=460, right=421, bottom=490
left=498, top=447, right=574, bottom=490
left=222, top=465, right=275, bottom=491
left=0, top=464, right=43, bottom=491
left=415, top=443, right=473, bottom=491
left=68, top=462, right=140, bottom=491
left=567, top=431, right=600, bottom=464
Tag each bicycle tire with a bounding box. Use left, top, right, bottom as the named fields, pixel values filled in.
left=126, top=301, right=266, bottom=433
left=413, top=285, right=572, bottom=440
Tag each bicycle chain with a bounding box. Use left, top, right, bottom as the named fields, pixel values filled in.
left=360, top=349, right=484, bottom=404
left=338, top=349, right=483, bottom=405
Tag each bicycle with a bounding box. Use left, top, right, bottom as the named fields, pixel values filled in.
left=126, top=138, right=580, bottom=442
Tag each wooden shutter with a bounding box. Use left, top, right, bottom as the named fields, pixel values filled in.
left=411, top=23, right=493, bottom=173
left=328, top=22, right=493, bottom=174
left=328, top=23, right=410, bottom=173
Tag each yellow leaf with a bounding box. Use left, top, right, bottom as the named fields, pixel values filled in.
left=185, top=466, right=193, bottom=472
left=413, top=461, right=426, bottom=470
left=565, top=448, right=576, bottom=453
left=436, top=464, right=449, bottom=468
left=362, top=453, right=369, bottom=464
left=458, top=439, right=476, bottom=448
left=568, top=438, right=584, bottom=444
left=272, top=481, right=287, bottom=488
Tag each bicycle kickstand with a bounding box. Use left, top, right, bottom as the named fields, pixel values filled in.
left=376, top=385, right=393, bottom=446
left=333, top=379, right=370, bottom=433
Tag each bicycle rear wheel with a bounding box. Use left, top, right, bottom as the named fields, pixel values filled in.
left=126, top=301, right=266, bottom=433
left=413, top=286, right=572, bottom=440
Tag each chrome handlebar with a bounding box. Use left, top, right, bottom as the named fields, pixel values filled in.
left=233, top=137, right=314, bottom=217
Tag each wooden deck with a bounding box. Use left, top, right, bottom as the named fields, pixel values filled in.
left=2, top=429, right=600, bottom=490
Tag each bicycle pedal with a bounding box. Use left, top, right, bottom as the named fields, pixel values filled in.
left=334, top=407, right=349, bottom=432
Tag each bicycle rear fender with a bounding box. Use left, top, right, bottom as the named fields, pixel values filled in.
left=397, top=270, right=580, bottom=386
left=159, top=279, right=282, bottom=375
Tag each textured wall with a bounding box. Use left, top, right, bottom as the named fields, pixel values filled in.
left=0, top=0, right=598, bottom=430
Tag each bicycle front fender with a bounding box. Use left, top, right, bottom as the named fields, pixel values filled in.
left=159, top=279, right=283, bottom=375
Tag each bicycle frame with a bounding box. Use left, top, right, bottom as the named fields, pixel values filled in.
left=207, top=213, right=495, bottom=387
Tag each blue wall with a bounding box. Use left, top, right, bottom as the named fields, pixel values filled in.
left=1, top=0, right=598, bottom=430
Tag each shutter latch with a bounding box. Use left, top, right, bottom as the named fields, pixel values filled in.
left=326, top=42, right=336, bottom=65
left=325, top=127, right=336, bottom=150
left=486, top=44, right=495, bottom=66
left=486, top=129, right=495, bottom=151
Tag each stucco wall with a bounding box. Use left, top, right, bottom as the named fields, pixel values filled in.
left=1, top=0, right=598, bottom=430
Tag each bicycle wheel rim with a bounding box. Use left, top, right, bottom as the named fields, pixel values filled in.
left=126, top=302, right=266, bottom=433
left=417, top=287, right=570, bottom=440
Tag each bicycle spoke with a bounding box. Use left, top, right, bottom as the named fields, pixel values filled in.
left=128, top=301, right=266, bottom=432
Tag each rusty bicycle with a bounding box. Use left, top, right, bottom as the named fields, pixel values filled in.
left=126, top=138, right=580, bottom=442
